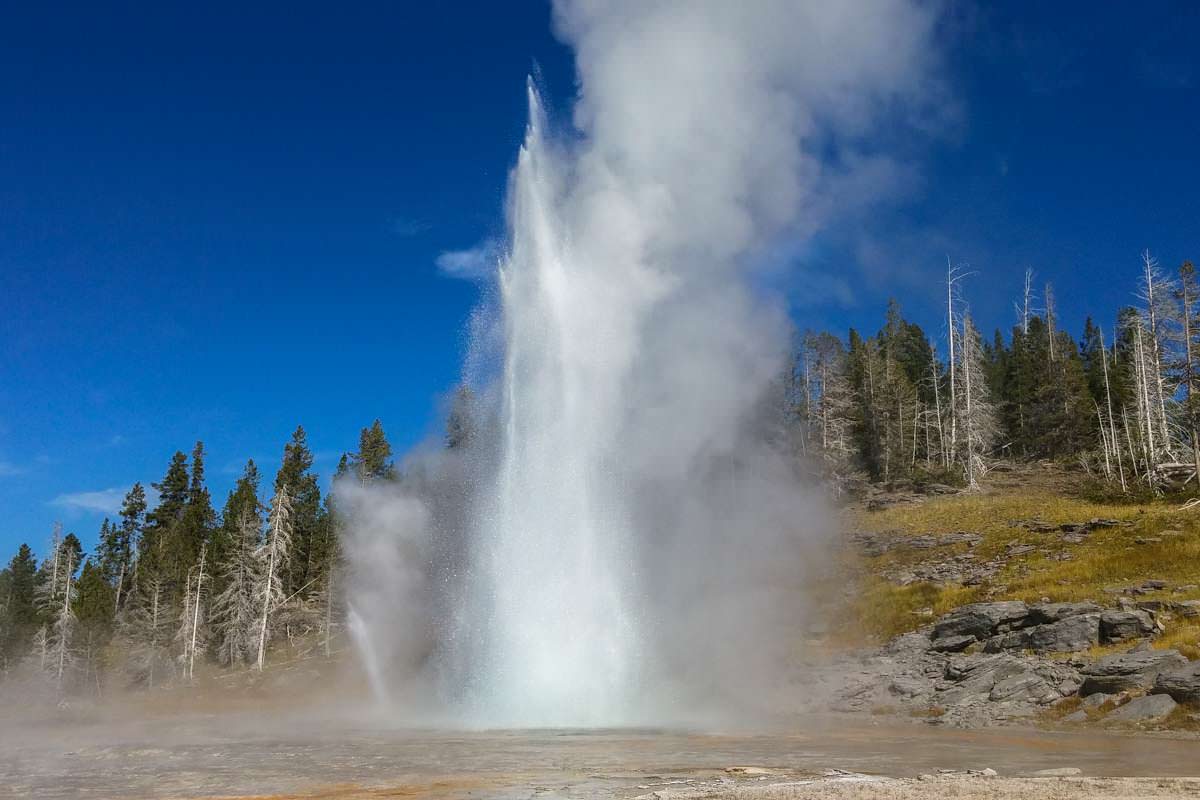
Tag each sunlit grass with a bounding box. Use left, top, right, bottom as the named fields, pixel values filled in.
left=845, top=486, right=1200, bottom=646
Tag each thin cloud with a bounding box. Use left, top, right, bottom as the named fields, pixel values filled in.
left=0, top=461, right=23, bottom=477
left=52, top=488, right=125, bottom=515
left=436, top=239, right=501, bottom=279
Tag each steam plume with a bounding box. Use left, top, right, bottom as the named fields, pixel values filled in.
left=341, top=0, right=944, bottom=727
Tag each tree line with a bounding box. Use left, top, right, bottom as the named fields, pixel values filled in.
left=2, top=250, right=1197, bottom=696
left=793, top=252, right=1200, bottom=495
left=0, top=421, right=401, bottom=694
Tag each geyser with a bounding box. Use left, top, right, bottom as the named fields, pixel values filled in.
left=342, top=0, right=944, bottom=727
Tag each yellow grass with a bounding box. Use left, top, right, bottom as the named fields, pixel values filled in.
left=845, top=487, right=1200, bottom=644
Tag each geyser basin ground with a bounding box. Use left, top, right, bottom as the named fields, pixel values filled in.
left=5, top=710, right=1198, bottom=798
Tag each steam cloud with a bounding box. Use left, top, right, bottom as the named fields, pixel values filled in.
left=340, top=0, right=944, bottom=727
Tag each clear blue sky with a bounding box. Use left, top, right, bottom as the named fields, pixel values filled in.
left=2, top=2, right=1198, bottom=558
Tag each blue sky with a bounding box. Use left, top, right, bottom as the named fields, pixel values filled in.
left=2, top=2, right=1198, bottom=558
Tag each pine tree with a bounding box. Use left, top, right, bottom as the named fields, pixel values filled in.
left=120, top=577, right=174, bottom=688
left=210, top=508, right=261, bottom=666
left=0, top=544, right=39, bottom=669
left=211, top=459, right=261, bottom=572
left=141, top=451, right=190, bottom=591
left=1172, top=260, right=1200, bottom=481
left=109, top=483, right=147, bottom=612
left=73, top=560, right=115, bottom=693
left=273, top=427, right=323, bottom=596
left=177, top=442, right=216, bottom=581
left=349, top=420, right=395, bottom=484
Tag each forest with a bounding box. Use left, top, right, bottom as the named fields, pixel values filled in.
left=1, top=250, right=1197, bottom=696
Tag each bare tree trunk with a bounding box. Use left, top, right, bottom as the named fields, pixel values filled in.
left=1099, top=326, right=1126, bottom=492
left=187, top=544, right=206, bottom=682
left=947, top=259, right=958, bottom=461
left=1045, top=282, right=1056, bottom=361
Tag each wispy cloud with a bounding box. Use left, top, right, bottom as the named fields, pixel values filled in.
left=52, top=488, right=126, bottom=515
left=435, top=238, right=501, bottom=279
left=0, top=461, right=23, bottom=477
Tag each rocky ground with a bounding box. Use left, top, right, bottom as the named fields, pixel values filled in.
left=815, top=599, right=1199, bottom=729
left=813, top=465, right=1200, bottom=733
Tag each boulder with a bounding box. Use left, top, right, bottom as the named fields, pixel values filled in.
left=939, top=653, right=1028, bottom=706
left=1024, top=602, right=1103, bottom=626
left=1081, top=692, right=1118, bottom=709
left=1022, top=615, right=1101, bottom=653
left=1100, top=610, right=1156, bottom=643
left=1105, top=693, right=1177, bottom=724
left=933, top=601, right=1029, bottom=640
left=988, top=672, right=1059, bottom=704
left=1079, top=649, right=1188, bottom=695
left=1152, top=661, right=1200, bottom=704
left=929, top=634, right=976, bottom=653
left=1177, top=600, right=1200, bottom=619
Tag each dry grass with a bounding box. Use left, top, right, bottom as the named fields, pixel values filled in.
left=845, top=484, right=1200, bottom=647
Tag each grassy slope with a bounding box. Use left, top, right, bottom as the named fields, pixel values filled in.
left=842, top=471, right=1200, bottom=660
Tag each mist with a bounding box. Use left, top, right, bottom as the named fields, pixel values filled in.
left=340, top=0, right=944, bottom=727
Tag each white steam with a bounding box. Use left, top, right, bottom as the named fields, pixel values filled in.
left=340, top=0, right=944, bottom=727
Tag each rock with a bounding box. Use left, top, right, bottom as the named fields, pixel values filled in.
left=1024, top=602, right=1103, bottom=626
left=1100, top=610, right=1156, bottom=643
left=939, top=653, right=1028, bottom=706
left=1105, top=693, right=1177, bottom=724
left=1177, top=600, right=1200, bottom=619
left=929, top=634, right=976, bottom=653
left=989, top=672, right=1059, bottom=704
left=1024, top=615, right=1101, bottom=653
left=933, top=601, right=1030, bottom=640
left=1081, top=692, right=1117, bottom=709
left=1062, top=709, right=1088, bottom=723
left=1079, top=649, right=1188, bottom=695
left=1143, top=579, right=1168, bottom=590
left=1152, top=661, right=1200, bottom=703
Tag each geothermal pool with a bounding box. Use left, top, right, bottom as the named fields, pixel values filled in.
left=5, top=711, right=1198, bottom=798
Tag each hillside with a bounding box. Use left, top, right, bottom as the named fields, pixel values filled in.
left=820, top=464, right=1200, bottom=731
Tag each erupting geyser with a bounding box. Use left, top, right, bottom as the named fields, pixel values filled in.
left=341, top=0, right=943, bottom=727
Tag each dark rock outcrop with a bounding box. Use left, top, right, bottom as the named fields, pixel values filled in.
left=1152, top=661, right=1200, bottom=704
left=1079, top=649, right=1188, bottom=695
left=1105, top=693, right=1178, bottom=724
left=1100, top=610, right=1157, bottom=643
left=933, top=601, right=1029, bottom=641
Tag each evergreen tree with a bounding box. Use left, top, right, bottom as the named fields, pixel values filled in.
left=109, top=483, right=147, bottom=611
left=349, top=420, right=395, bottom=484
left=74, top=559, right=115, bottom=691
left=0, top=544, right=39, bottom=669
left=273, top=427, right=323, bottom=596
left=211, top=508, right=262, bottom=666
left=120, top=577, right=174, bottom=688
left=180, top=442, right=216, bottom=564
left=141, top=451, right=190, bottom=587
